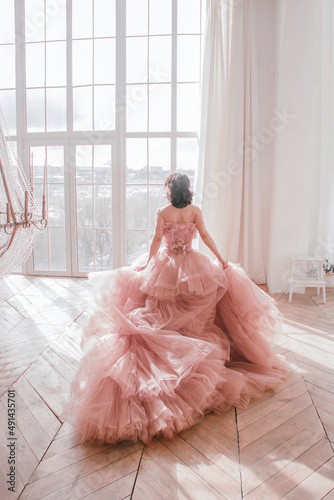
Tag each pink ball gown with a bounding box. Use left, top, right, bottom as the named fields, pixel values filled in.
left=64, top=222, right=289, bottom=445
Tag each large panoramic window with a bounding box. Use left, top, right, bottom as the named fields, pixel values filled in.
left=0, top=0, right=204, bottom=276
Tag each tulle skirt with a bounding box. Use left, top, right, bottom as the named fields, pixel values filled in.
left=62, top=249, right=289, bottom=445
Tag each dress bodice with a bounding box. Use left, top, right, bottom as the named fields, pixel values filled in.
left=163, top=222, right=198, bottom=255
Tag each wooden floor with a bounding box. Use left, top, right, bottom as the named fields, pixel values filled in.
left=0, top=275, right=334, bottom=500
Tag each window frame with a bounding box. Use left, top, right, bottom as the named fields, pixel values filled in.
left=7, top=0, right=203, bottom=277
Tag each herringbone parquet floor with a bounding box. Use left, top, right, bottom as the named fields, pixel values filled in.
left=0, top=275, right=333, bottom=499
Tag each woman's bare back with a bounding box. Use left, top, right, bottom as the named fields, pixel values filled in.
left=159, top=203, right=199, bottom=224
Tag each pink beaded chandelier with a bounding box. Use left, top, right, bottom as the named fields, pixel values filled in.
left=0, top=108, right=47, bottom=278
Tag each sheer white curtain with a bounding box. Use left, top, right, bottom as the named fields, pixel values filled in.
left=316, top=2, right=334, bottom=263
left=197, top=0, right=334, bottom=291
left=195, top=0, right=266, bottom=283
left=267, top=0, right=334, bottom=292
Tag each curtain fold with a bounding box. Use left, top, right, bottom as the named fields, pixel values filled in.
left=195, top=0, right=266, bottom=283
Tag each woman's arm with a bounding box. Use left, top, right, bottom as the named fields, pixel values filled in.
left=135, top=209, right=164, bottom=271
left=147, top=209, right=164, bottom=262
left=194, top=207, right=228, bottom=268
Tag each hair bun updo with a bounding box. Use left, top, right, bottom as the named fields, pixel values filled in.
left=164, top=173, right=194, bottom=208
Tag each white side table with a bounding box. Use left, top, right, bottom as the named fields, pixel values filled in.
left=288, top=257, right=326, bottom=304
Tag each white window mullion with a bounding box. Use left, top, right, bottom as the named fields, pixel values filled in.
left=92, top=0, right=95, bottom=130
left=14, top=0, right=27, bottom=166
left=92, top=146, right=96, bottom=271
left=146, top=137, right=149, bottom=250
left=44, top=0, right=47, bottom=132
left=66, top=0, right=73, bottom=133
left=113, top=0, right=126, bottom=268
left=66, top=2, right=78, bottom=276
left=146, top=3, right=150, bottom=250
left=171, top=0, right=177, bottom=173
left=15, top=0, right=29, bottom=274
left=67, top=141, right=78, bottom=276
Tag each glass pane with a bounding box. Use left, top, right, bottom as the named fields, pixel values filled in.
left=27, top=88, right=45, bottom=132
left=149, top=185, right=167, bottom=230
left=94, top=186, right=112, bottom=228
left=149, top=138, right=170, bottom=183
left=46, top=87, right=66, bottom=132
left=31, top=182, right=43, bottom=219
left=126, top=138, right=147, bottom=184
left=149, top=0, right=171, bottom=35
left=126, top=84, right=148, bottom=132
left=127, top=231, right=148, bottom=265
left=26, top=43, right=45, bottom=88
left=46, top=41, right=66, bottom=86
left=95, top=230, right=113, bottom=270
left=77, top=228, right=94, bottom=271
left=94, top=145, right=112, bottom=184
left=0, top=90, right=16, bottom=135
left=126, top=37, right=148, bottom=84
left=0, top=45, right=15, bottom=88
left=25, top=0, right=45, bottom=43
left=178, top=0, right=201, bottom=34
left=48, top=184, right=65, bottom=226
left=72, top=0, right=92, bottom=39
left=0, top=0, right=15, bottom=44
left=50, top=228, right=66, bottom=271
left=73, top=40, right=93, bottom=86
left=127, top=186, right=147, bottom=229
left=94, top=85, right=115, bottom=131
left=177, top=83, right=200, bottom=132
left=94, top=39, right=115, bottom=84
left=73, top=86, right=92, bottom=131
left=126, top=0, right=148, bottom=36
left=46, top=0, right=66, bottom=41
left=76, top=185, right=93, bottom=227
left=33, top=229, right=49, bottom=270
left=177, top=35, right=201, bottom=82
left=177, top=138, right=198, bottom=186
left=47, top=146, right=64, bottom=183
left=149, top=36, right=171, bottom=83
left=76, top=145, right=92, bottom=184
left=94, top=0, right=115, bottom=38
left=30, top=146, right=46, bottom=185
left=149, top=84, right=171, bottom=132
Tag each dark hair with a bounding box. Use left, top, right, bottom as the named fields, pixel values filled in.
left=164, top=173, right=193, bottom=208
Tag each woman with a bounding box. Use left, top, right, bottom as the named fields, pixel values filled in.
left=64, top=173, right=288, bottom=445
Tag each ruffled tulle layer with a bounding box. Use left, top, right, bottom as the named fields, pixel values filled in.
left=63, top=249, right=289, bottom=445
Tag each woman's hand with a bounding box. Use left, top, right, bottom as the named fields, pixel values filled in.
left=219, top=259, right=229, bottom=269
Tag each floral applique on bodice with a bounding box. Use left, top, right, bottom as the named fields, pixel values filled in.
left=163, top=222, right=198, bottom=255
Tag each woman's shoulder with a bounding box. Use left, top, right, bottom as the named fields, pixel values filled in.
left=156, top=204, right=171, bottom=216
left=191, top=205, right=202, bottom=218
